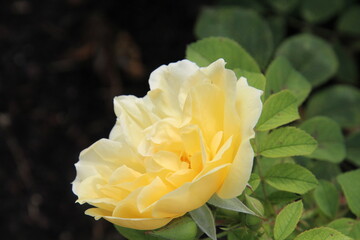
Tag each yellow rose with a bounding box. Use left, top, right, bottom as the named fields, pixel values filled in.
left=72, top=59, right=262, bottom=230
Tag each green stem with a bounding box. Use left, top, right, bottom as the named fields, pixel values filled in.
left=256, top=155, right=275, bottom=216
left=201, top=224, right=243, bottom=240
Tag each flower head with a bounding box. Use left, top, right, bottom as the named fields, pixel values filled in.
left=72, top=59, right=262, bottom=230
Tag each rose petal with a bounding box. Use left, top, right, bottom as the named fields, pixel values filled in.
left=152, top=163, right=230, bottom=218
left=86, top=208, right=173, bottom=230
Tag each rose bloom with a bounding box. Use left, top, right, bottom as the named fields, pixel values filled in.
left=72, top=59, right=262, bottom=230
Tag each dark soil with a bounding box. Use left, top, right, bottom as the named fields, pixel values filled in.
left=0, top=1, right=214, bottom=239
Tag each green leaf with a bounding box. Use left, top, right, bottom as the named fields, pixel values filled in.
left=269, top=191, right=300, bottom=204
left=274, top=200, right=303, bottom=240
left=233, top=69, right=266, bottom=91
left=346, top=132, right=360, bottom=167
left=328, top=218, right=360, bottom=239
left=294, top=227, right=352, bottom=240
left=186, top=37, right=260, bottom=72
left=267, top=0, right=299, bottom=13
left=228, top=228, right=258, bottom=240
left=301, top=0, right=343, bottom=23
left=265, top=163, right=318, bottom=194
left=313, top=180, right=339, bottom=218
left=256, top=90, right=299, bottom=131
left=337, top=169, right=360, bottom=217
left=195, top=7, right=273, bottom=69
left=149, top=217, right=197, bottom=240
left=337, top=5, right=360, bottom=36
left=265, top=57, right=311, bottom=106
left=259, top=127, right=318, bottom=158
left=208, top=194, right=257, bottom=216
left=334, top=44, right=358, bottom=84
left=189, top=204, right=216, bottom=240
left=114, top=225, right=160, bottom=240
left=300, top=117, right=346, bottom=163
left=276, top=34, right=338, bottom=87
left=246, top=173, right=261, bottom=195
left=306, top=85, right=360, bottom=128
left=245, top=194, right=264, bottom=216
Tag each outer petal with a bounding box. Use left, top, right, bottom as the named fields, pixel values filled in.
left=72, top=139, right=144, bottom=195
left=85, top=208, right=173, bottom=230
left=111, top=95, right=157, bottom=147
left=152, top=163, right=230, bottom=218
left=217, top=77, right=263, bottom=199
left=148, top=60, right=199, bottom=119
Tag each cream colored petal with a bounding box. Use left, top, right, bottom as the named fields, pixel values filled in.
left=166, top=169, right=197, bottom=188
left=217, top=78, right=262, bottom=199
left=189, top=83, right=225, bottom=145
left=78, top=138, right=144, bottom=175
left=105, top=216, right=174, bottom=230
left=148, top=60, right=199, bottom=119
left=137, top=177, right=174, bottom=212
left=152, top=164, right=230, bottom=218
left=138, top=119, right=183, bottom=156
left=112, top=95, right=157, bottom=146
left=194, top=136, right=233, bottom=181
left=85, top=208, right=173, bottom=230
left=216, top=140, right=254, bottom=199
left=109, top=165, right=142, bottom=185
left=210, top=131, right=224, bottom=155
left=151, top=151, right=182, bottom=172
left=236, top=77, right=263, bottom=140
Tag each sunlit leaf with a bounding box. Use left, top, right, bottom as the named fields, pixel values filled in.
left=245, top=173, right=261, bottom=195
left=259, top=127, right=317, bottom=158
left=265, top=163, right=318, bottom=194
left=274, top=201, right=303, bottom=240
left=294, top=227, right=352, bottom=240
left=256, top=90, right=299, bottom=131
left=245, top=194, right=264, bottom=217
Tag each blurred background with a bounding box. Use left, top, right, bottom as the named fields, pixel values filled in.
left=0, top=0, right=214, bottom=239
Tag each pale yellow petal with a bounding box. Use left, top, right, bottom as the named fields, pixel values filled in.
left=189, top=83, right=225, bottom=144
left=216, top=77, right=262, bottom=199
left=216, top=140, right=254, bottom=199
left=236, top=77, right=263, bottom=140
left=152, top=164, right=230, bottom=218
left=86, top=208, right=173, bottom=230
left=137, top=177, right=174, bottom=212
left=105, top=216, right=173, bottom=230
